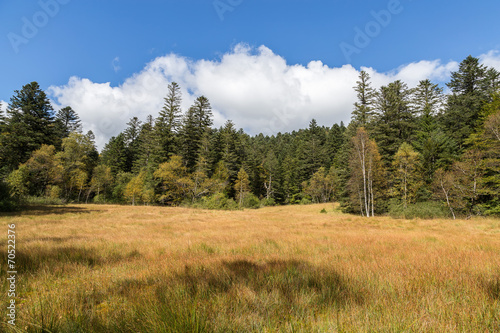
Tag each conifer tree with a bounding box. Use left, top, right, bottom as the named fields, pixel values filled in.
left=441, top=56, right=492, bottom=148
left=134, top=115, right=157, bottom=172
left=101, top=133, right=128, bottom=175
left=155, top=82, right=183, bottom=163
left=351, top=70, right=376, bottom=128
left=55, top=106, right=82, bottom=137
left=123, top=117, right=142, bottom=170
left=412, top=79, right=444, bottom=117
left=1, top=82, right=58, bottom=172
left=372, top=80, right=415, bottom=164
left=180, top=96, right=213, bottom=171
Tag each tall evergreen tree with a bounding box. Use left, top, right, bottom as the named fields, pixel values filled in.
left=100, top=133, right=128, bottom=175
left=55, top=106, right=82, bottom=137
left=155, top=82, right=183, bottom=163
left=123, top=117, right=142, bottom=170
left=351, top=70, right=376, bottom=128
left=0, top=82, right=58, bottom=172
left=180, top=96, right=213, bottom=171
left=372, top=80, right=415, bottom=164
left=412, top=79, right=444, bottom=117
left=440, top=56, right=492, bottom=148
left=134, top=115, right=157, bottom=172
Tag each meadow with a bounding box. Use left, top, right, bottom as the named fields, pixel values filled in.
left=0, top=204, right=499, bottom=332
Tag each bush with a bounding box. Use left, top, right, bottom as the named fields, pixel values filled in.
left=0, top=181, right=19, bottom=212
left=261, top=197, right=276, bottom=207
left=93, top=194, right=107, bottom=204
left=389, top=200, right=450, bottom=219
left=299, top=197, right=312, bottom=205
left=242, top=193, right=260, bottom=209
left=25, top=196, right=65, bottom=205
left=47, top=185, right=62, bottom=200
left=198, top=192, right=238, bottom=210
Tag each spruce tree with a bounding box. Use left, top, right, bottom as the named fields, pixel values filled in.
left=180, top=96, right=213, bottom=171
left=441, top=56, right=492, bottom=148
left=372, top=80, right=415, bottom=164
left=155, top=82, right=183, bottom=163
left=412, top=79, right=444, bottom=117
left=55, top=106, right=82, bottom=137
left=1, top=82, right=58, bottom=172
left=134, top=115, right=157, bottom=172
left=100, top=133, right=128, bottom=175
left=351, top=70, right=376, bottom=128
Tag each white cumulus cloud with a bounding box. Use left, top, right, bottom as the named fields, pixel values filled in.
left=48, top=44, right=500, bottom=150
left=480, top=50, right=500, bottom=71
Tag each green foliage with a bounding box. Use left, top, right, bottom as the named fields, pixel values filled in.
left=388, top=200, right=450, bottom=219
left=351, top=70, right=376, bottom=128
left=4, top=62, right=500, bottom=215
left=0, top=82, right=59, bottom=172
left=0, top=180, right=19, bottom=211
left=391, top=143, right=423, bottom=207
left=372, top=80, right=416, bottom=165
left=260, top=197, right=276, bottom=207
left=242, top=192, right=260, bottom=209
left=55, top=106, right=82, bottom=137
left=196, top=192, right=238, bottom=210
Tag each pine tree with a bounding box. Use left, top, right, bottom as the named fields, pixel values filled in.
left=1, top=82, right=58, bottom=172
left=134, top=115, right=157, bottom=172
left=412, top=79, right=444, bottom=117
left=351, top=70, right=376, bottom=128
left=155, top=82, right=183, bottom=163
left=180, top=96, right=213, bottom=171
left=55, top=106, right=82, bottom=137
left=372, top=80, right=415, bottom=164
left=220, top=120, right=241, bottom=181
left=101, top=133, right=128, bottom=175
left=441, top=56, right=492, bottom=148
left=298, top=119, right=327, bottom=180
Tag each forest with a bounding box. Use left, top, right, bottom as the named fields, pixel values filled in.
left=1, top=55, right=499, bottom=218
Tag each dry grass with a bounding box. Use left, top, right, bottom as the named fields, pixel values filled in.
left=1, top=203, right=499, bottom=332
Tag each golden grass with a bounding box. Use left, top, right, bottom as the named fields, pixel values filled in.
left=1, top=204, right=499, bottom=332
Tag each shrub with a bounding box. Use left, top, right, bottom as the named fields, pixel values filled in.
left=47, top=185, right=62, bottom=200
left=242, top=193, right=260, bottom=209
left=199, top=192, right=238, bottom=210
left=0, top=180, right=19, bottom=212
left=389, top=200, right=450, bottom=219
left=261, top=197, right=276, bottom=207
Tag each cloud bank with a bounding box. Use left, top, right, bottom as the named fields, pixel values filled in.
left=48, top=44, right=500, bottom=149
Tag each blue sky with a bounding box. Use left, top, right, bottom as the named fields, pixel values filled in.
left=1, top=0, right=500, bottom=147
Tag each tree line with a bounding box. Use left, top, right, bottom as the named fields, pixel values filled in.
left=1, top=55, right=499, bottom=218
